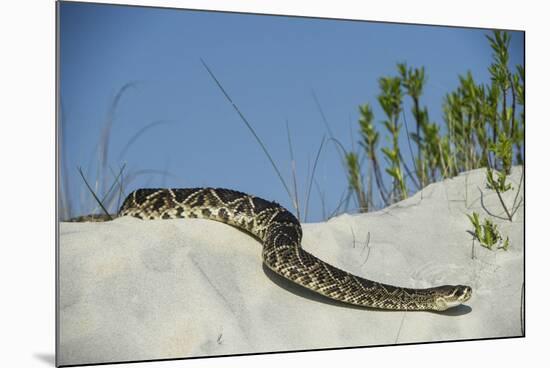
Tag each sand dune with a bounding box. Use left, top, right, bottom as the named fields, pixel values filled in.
left=58, top=167, right=524, bottom=366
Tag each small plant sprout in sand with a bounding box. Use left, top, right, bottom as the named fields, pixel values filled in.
left=467, top=211, right=510, bottom=251
left=486, top=167, right=512, bottom=193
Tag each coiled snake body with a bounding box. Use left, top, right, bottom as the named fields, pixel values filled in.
left=74, top=187, right=472, bottom=311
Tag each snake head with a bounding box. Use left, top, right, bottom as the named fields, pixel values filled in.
left=434, top=285, right=472, bottom=311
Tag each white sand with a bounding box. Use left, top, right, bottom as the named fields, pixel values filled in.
left=58, top=167, right=524, bottom=366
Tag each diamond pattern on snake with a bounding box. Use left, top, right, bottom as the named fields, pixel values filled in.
left=71, top=187, right=472, bottom=311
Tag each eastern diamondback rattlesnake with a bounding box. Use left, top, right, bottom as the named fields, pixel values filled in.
left=71, top=187, right=472, bottom=311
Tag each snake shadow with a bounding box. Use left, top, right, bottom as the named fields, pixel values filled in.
left=262, top=264, right=472, bottom=316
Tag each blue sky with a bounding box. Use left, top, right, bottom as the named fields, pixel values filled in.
left=59, top=2, right=524, bottom=222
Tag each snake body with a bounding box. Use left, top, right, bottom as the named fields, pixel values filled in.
left=77, top=187, right=472, bottom=311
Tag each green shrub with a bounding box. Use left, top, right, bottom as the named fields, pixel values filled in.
left=467, top=212, right=510, bottom=251
left=346, top=30, right=523, bottom=213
